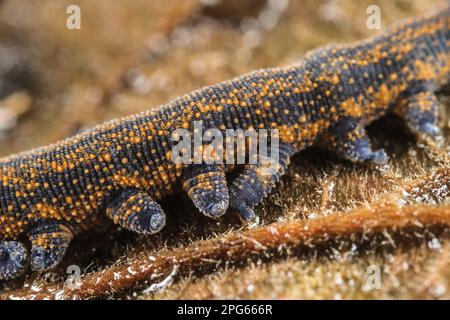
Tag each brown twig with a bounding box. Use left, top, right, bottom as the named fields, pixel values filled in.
left=2, top=203, right=449, bottom=300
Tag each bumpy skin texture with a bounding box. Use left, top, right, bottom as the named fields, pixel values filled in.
left=1, top=9, right=449, bottom=280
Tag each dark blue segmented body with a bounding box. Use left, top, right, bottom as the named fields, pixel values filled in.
left=0, top=8, right=449, bottom=280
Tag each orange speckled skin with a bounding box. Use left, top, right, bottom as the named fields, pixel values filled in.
left=0, top=9, right=449, bottom=280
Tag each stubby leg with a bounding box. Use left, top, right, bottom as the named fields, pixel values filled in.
left=106, top=189, right=166, bottom=235
left=395, top=90, right=442, bottom=140
left=326, top=117, right=388, bottom=165
left=0, top=241, right=28, bottom=280
left=182, top=164, right=229, bottom=218
left=28, top=222, right=73, bottom=272
left=229, top=143, right=294, bottom=223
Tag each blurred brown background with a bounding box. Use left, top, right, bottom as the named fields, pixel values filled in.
left=0, top=0, right=445, bottom=156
